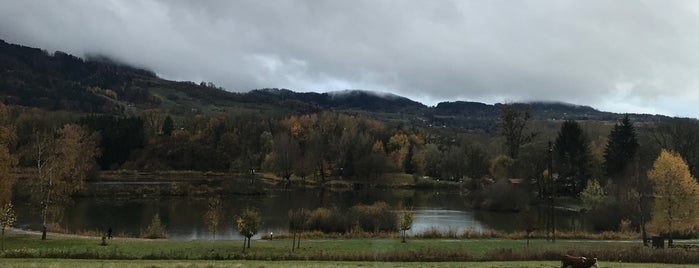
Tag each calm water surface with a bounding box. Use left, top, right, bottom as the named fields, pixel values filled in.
left=15, top=187, right=588, bottom=240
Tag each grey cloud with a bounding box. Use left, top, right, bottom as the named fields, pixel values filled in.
left=1, top=0, right=699, bottom=116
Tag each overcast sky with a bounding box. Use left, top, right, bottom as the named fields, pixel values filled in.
left=1, top=1, right=699, bottom=117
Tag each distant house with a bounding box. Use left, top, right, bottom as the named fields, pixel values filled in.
left=508, top=178, right=524, bottom=185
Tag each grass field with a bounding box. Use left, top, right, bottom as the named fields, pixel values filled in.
left=2, top=231, right=699, bottom=266
left=0, top=233, right=633, bottom=260
left=2, top=259, right=699, bottom=268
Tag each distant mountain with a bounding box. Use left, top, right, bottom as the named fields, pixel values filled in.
left=245, top=88, right=426, bottom=113
left=0, top=39, right=670, bottom=132
left=435, top=101, right=605, bottom=120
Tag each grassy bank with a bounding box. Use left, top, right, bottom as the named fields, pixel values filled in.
left=3, top=232, right=699, bottom=264
left=3, top=259, right=699, bottom=268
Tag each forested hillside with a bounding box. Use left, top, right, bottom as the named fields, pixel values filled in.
left=3, top=39, right=699, bottom=232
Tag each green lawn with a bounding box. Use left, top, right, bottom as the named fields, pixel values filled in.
left=0, top=233, right=637, bottom=260
left=2, top=232, right=698, bottom=265
left=2, top=259, right=699, bottom=268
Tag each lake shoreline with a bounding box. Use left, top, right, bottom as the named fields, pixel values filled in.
left=14, top=169, right=465, bottom=198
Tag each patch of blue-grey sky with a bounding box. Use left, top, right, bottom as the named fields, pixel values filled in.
left=1, top=0, right=698, bottom=117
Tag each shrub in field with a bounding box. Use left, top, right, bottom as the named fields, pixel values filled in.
left=307, top=207, right=347, bottom=233
left=473, top=179, right=529, bottom=212
left=140, top=213, right=168, bottom=239
left=348, top=202, right=396, bottom=232
left=414, top=227, right=459, bottom=239
left=1, top=248, right=39, bottom=258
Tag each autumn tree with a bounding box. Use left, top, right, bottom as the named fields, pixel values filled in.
left=490, top=155, right=514, bottom=180
left=32, top=124, right=100, bottom=240
left=603, top=115, right=639, bottom=181
left=0, top=102, right=17, bottom=205
left=554, top=120, right=592, bottom=196
left=397, top=208, right=413, bottom=243
left=0, top=203, right=16, bottom=250
left=387, top=133, right=410, bottom=172
left=647, top=150, right=699, bottom=245
left=580, top=179, right=605, bottom=210
left=204, top=196, right=223, bottom=239
left=236, top=208, right=261, bottom=251
left=499, top=104, right=534, bottom=160
left=0, top=146, right=17, bottom=205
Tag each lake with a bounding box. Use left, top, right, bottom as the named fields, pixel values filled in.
left=14, top=187, right=588, bottom=240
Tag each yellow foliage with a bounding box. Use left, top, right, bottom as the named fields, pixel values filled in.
left=388, top=134, right=410, bottom=169
left=372, top=141, right=385, bottom=154
left=580, top=179, right=605, bottom=210
left=647, top=149, right=699, bottom=234
left=282, top=116, right=303, bottom=140
left=0, top=145, right=17, bottom=205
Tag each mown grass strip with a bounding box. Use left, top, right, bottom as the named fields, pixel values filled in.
left=2, top=259, right=699, bottom=268
left=2, top=232, right=699, bottom=264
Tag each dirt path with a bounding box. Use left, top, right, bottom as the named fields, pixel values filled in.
left=5, top=227, right=157, bottom=241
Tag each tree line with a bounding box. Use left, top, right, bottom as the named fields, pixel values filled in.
left=1, top=103, right=699, bottom=241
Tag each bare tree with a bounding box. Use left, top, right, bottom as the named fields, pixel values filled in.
left=141, top=109, right=166, bottom=137
left=499, top=104, right=535, bottom=160
left=288, top=208, right=309, bottom=250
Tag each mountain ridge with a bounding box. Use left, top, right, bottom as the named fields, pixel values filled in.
left=0, top=38, right=671, bottom=130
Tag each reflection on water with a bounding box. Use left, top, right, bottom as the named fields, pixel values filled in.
left=411, top=209, right=486, bottom=234
left=14, top=187, right=589, bottom=240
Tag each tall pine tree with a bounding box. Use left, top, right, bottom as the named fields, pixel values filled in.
left=554, top=120, right=592, bottom=196
left=603, top=115, right=639, bottom=180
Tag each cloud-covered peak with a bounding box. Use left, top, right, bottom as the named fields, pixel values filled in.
left=1, top=1, right=699, bottom=117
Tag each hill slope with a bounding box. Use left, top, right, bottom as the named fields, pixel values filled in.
left=0, top=39, right=669, bottom=131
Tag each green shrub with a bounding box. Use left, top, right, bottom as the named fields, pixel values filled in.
left=1, top=248, right=39, bottom=258
left=307, top=207, right=347, bottom=233
left=473, top=179, right=528, bottom=212
left=140, top=213, right=168, bottom=239
left=348, top=202, right=396, bottom=232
